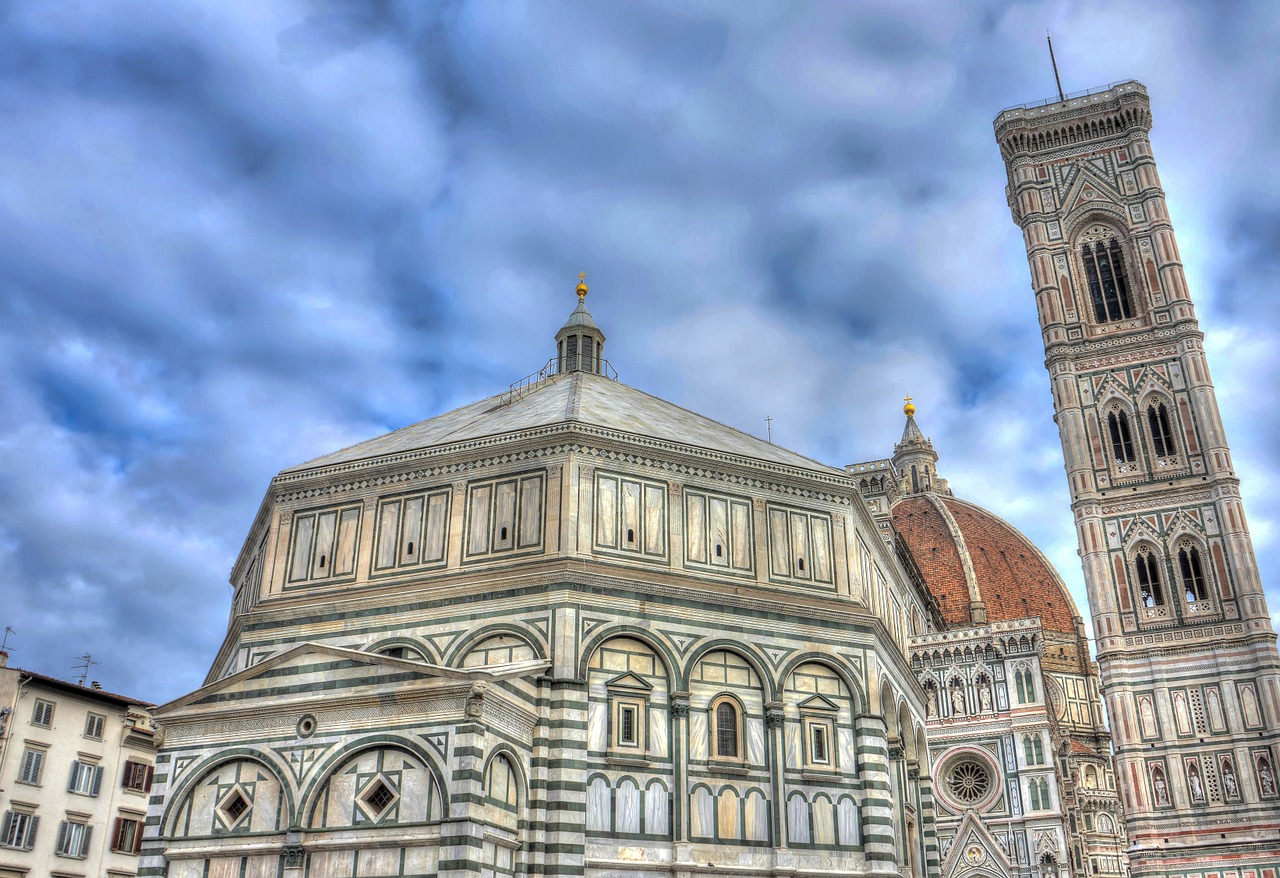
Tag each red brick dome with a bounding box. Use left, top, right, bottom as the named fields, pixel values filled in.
left=891, top=494, right=1082, bottom=635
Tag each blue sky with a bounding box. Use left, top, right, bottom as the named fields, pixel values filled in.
left=1, top=0, right=1277, bottom=702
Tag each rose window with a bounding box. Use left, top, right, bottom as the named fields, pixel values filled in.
left=947, top=761, right=991, bottom=804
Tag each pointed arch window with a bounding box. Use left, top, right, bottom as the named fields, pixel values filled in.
left=1081, top=237, right=1133, bottom=323
left=1107, top=411, right=1136, bottom=464
left=1134, top=548, right=1164, bottom=607
left=1178, top=544, right=1208, bottom=602
left=1148, top=402, right=1175, bottom=457
left=1023, top=734, right=1045, bottom=766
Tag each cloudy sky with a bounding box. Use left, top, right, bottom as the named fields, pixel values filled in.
left=1, top=0, right=1277, bottom=703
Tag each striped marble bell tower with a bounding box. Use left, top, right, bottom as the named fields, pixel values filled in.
left=994, top=81, right=1280, bottom=877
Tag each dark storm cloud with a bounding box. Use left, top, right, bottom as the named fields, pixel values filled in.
left=0, top=0, right=1276, bottom=701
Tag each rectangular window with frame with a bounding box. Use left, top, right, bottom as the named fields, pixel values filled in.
left=84, top=712, right=105, bottom=740
left=111, top=816, right=144, bottom=855
left=55, top=820, right=91, bottom=859
left=18, top=749, right=44, bottom=785
left=121, top=760, right=154, bottom=793
left=68, top=760, right=104, bottom=797
left=610, top=696, right=647, bottom=751
left=0, top=811, right=38, bottom=850
left=803, top=716, right=835, bottom=768
left=766, top=503, right=836, bottom=586
left=286, top=503, right=362, bottom=584
left=32, top=699, right=54, bottom=727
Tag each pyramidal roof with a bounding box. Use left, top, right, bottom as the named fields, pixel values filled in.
left=283, top=370, right=839, bottom=475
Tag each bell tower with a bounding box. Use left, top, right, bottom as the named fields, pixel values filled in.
left=994, top=82, right=1280, bottom=875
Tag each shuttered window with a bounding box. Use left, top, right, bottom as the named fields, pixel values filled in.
left=55, top=820, right=92, bottom=858
left=68, top=760, right=104, bottom=796
left=0, top=812, right=38, bottom=850
left=122, top=760, right=155, bottom=792
left=18, top=750, right=43, bottom=785
left=111, top=816, right=144, bottom=854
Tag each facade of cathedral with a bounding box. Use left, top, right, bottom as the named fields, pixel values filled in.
left=853, top=412, right=1128, bottom=878
left=995, top=81, right=1280, bottom=876
left=139, top=290, right=944, bottom=878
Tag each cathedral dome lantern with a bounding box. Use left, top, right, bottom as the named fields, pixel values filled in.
left=555, top=273, right=606, bottom=374
left=892, top=397, right=950, bottom=498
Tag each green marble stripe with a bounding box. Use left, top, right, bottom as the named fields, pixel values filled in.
left=452, top=745, right=485, bottom=758
left=437, top=860, right=484, bottom=872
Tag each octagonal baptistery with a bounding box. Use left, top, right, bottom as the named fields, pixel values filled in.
left=141, top=286, right=943, bottom=878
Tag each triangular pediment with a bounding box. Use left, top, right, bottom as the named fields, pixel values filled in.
left=1062, top=163, right=1123, bottom=214
left=798, top=694, right=839, bottom=712
left=157, top=642, right=548, bottom=716
left=941, top=810, right=1013, bottom=877
left=605, top=672, right=653, bottom=692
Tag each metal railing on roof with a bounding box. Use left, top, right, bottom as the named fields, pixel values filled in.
left=998, top=80, right=1143, bottom=114
left=502, top=356, right=618, bottom=406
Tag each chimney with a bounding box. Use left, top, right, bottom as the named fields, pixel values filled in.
left=90, top=681, right=102, bottom=691
left=0, top=650, right=7, bottom=668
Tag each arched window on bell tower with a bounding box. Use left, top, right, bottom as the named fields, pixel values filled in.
left=1148, top=401, right=1176, bottom=458
left=1133, top=547, right=1165, bottom=608
left=1107, top=410, right=1136, bottom=465
left=1080, top=231, right=1134, bottom=323
left=1178, top=543, right=1208, bottom=603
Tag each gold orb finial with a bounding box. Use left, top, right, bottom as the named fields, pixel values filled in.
left=575, top=272, right=588, bottom=300
left=903, top=395, right=916, bottom=417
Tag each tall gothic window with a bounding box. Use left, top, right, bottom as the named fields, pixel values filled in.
left=1081, top=237, right=1134, bottom=323
left=1148, top=402, right=1175, bottom=457
left=1107, top=411, right=1136, bottom=464
left=1178, top=545, right=1208, bottom=602
left=1134, top=548, right=1164, bottom=608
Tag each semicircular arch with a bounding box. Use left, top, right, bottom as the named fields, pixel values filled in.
left=447, top=624, right=546, bottom=668
left=576, top=624, right=680, bottom=687
left=778, top=652, right=866, bottom=713
left=162, top=747, right=296, bottom=837
left=681, top=639, right=776, bottom=700
left=298, top=733, right=450, bottom=823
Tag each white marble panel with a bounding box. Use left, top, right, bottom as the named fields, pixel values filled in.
left=596, top=476, right=618, bottom=547
left=645, top=781, right=669, bottom=835
left=170, top=863, right=205, bottom=878
left=245, top=855, right=278, bottom=878
left=644, top=485, right=665, bottom=554
left=717, top=788, right=741, bottom=840
left=837, top=796, right=858, bottom=845
left=692, top=787, right=714, bottom=838
left=649, top=708, right=669, bottom=758
left=425, top=492, right=449, bottom=561
left=468, top=485, right=492, bottom=555
left=730, top=501, right=752, bottom=570
left=785, top=722, right=801, bottom=768
left=587, top=700, right=608, bottom=752
left=209, top=859, right=241, bottom=878
left=745, top=790, right=769, bottom=841
left=617, top=779, right=641, bottom=833
left=787, top=793, right=810, bottom=844
left=747, top=718, right=766, bottom=764
left=812, top=795, right=835, bottom=845
left=838, top=728, right=856, bottom=772
left=375, top=501, right=400, bottom=569
left=334, top=507, right=360, bottom=574
left=517, top=476, right=542, bottom=547
left=404, top=847, right=437, bottom=873
left=686, top=493, right=707, bottom=563
left=689, top=712, right=708, bottom=761
left=587, top=777, right=611, bottom=831
left=400, top=499, right=424, bottom=563
left=401, top=767, right=432, bottom=822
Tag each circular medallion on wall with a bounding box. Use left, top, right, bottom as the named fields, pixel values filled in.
left=297, top=714, right=317, bottom=738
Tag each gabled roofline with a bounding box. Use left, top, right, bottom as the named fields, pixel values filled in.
left=157, top=641, right=549, bottom=715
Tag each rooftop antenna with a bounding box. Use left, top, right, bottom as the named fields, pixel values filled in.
left=1, top=627, right=13, bottom=652
left=765, top=416, right=773, bottom=443
left=72, top=653, right=98, bottom=687
left=1047, top=32, right=1065, bottom=102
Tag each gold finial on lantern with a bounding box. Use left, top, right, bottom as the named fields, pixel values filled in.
left=575, top=272, right=588, bottom=300
left=903, top=395, right=916, bottom=417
